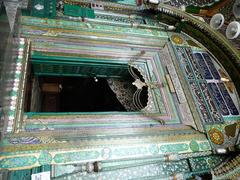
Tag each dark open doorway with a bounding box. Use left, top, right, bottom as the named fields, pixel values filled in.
left=25, top=66, right=148, bottom=113
left=63, top=76, right=126, bottom=112
left=38, top=76, right=128, bottom=112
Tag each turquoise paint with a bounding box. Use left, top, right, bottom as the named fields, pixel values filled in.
left=64, top=4, right=95, bottom=18
left=223, top=116, right=240, bottom=121
left=54, top=151, right=100, bottom=163
left=113, top=0, right=136, bottom=6
left=24, top=121, right=163, bottom=129
left=31, top=0, right=56, bottom=18
left=160, top=143, right=189, bottom=153
left=0, top=156, right=38, bottom=169
left=113, top=147, right=149, bottom=157
left=20, top=17, right=168, bottom=39
left=8, top=165, right=51, bottom=180
left=25, top=111, right=145, bottom=117
left=38, top=151, right=53, bottom=165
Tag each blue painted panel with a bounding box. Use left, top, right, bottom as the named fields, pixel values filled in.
left=208, top=83, right=229, bottom=116
left=202, top=53, right=220, bottom=80
left=218, top=83, right=239, bottom=115
left=193, top=53, right=213, bottom=80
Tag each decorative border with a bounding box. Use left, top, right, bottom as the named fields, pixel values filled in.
left=5, top=38, right=30, bottom=133
left=0, top=139, right=211, bottom=170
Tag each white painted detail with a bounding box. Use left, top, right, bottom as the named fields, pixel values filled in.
left=31, top=172, right=50, bottom=180
left=34, top=4, right=44, bottom=11
left=148, top=0, right=159, bottom=4
left=216, top=148, right=227, bottom=154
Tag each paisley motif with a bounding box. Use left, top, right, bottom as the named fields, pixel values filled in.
left=208, top=128, right=224, bottom=145
left=189, top=140, right=200, bottom=152
left=38, top=151, right=52, bottom=165
left=171, top=35, right=184, bottom=44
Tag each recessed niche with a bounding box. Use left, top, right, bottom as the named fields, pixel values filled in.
left=25, top=67, right=148, bottom=113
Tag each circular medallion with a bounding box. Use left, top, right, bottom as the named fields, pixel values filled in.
left=208, top=128, right=224, bottom=145
left=189, top=140, right=199, bottom=152
left=149, top=145, right=159, bottom=155
left=101, top=147, right=112, bottom=160
left=171, top=35, right=184, bottom=44
left=38, top=151, right=52, bottom=165
left=206, top=158, right=213, bottom=166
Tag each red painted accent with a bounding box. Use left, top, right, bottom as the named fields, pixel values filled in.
left=136, top=0, right=143, bottom=6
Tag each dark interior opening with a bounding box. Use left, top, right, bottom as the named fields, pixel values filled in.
left=25, top=66, right=148, bottom=113
left=41, top=76, right=127, bottom=112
